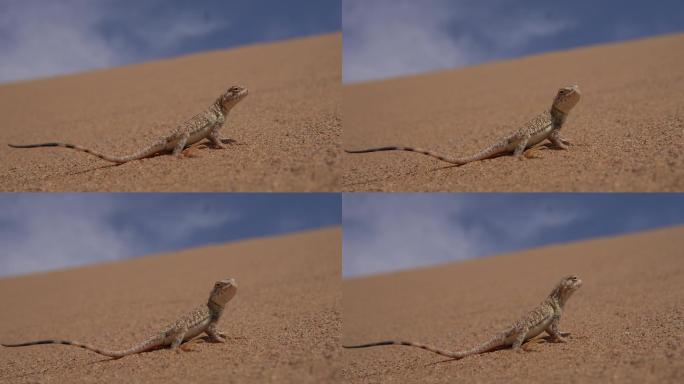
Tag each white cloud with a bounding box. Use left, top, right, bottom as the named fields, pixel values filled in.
left=0, top=2, right=227, bottom=84
left=0, top=196, right=136, bottom=277
left=342, top=195, right=587, bottom=278
left=343, top=1, right=476, bottom=83
left=342, top=0, right=572, bottom=83
left=0, top=2, right=124, bottom=83
left=342, top=195, right=485, bottom=277
left=0, top=196, right=241, bottom=277
left=124, top=9, right=226, bottom=51
left=137, top=203, right=240, bottom=240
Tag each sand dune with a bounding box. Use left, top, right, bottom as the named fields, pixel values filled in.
left=0, top=33, right=341, bottom=192
left=0, top=227, right=341, bottom=383
left=343, top=33, right=684, bottom=191
left=342, top=226, right=684, bottom=383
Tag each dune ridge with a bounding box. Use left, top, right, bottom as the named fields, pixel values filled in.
left=342, top=225, right=684, bottom=383
left=0, top=227, right=341, bottom=383
left=343, top=33, right=684, bottom=192
left=0, top=33, right=341, bottom=192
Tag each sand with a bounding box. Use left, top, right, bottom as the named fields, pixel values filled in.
left=342, top=226, right=684, bottom=383
left=343, top=33, right=684, bottom=192
left=0, top=33, right=341, bottom=192
left=0, top=227, right=341, bottom=384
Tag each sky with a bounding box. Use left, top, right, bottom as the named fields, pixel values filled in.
left=343, top=193, right=684, bottom=278
left=343, top=0, right=684, bottom=83
left=0, top=193, right=340, bottom=278
left=0, top=0, right=340, bottom=84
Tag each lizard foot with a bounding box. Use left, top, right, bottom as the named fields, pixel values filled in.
left=524, top=146, right=544, bottom=159
left=180, top=343, right=198, bottom=352
left=182, top=147, right=200, bottom=158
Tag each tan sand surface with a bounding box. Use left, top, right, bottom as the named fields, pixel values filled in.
left=0, top=227, right=341, bottom=384
left=343, top=33, right=684, bottom=191
left=0, top=33, right=340, bottom=192
left=342, top=226, right=684, bottom=383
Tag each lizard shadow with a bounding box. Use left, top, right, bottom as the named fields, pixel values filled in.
left=66, top=152, right=169, bottom=176
left=429, top=142, right=582, bottom=173
left=346, top=142, right=582, bottom=188
left=423, top=334, right=572, bottom=367
left=422, top=344, right=513, bottom=366
left=82, top=335, right=249, bottom=365
left=66, top=138, right=244, bottom=176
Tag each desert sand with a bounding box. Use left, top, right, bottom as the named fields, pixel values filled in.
left=343, top=33, right=684, bottom=191
left=342, top=226, right=684, bottom=383
left=0, top=33, right=340, bottom=192
left=0, top=227, right=341, bottom=384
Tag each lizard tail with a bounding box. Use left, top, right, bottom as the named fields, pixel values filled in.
left=8, top=142, right=133, bottom=164
left=1, top=339, right=138, bottom=358
left=345, top=146, right=466, bottom=165
left=343, top=340, right=466, bottom=359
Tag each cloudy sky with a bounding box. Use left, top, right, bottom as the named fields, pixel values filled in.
left=0, top=0, right=340, bottom=84
left=343, top=194, right=684, bottom=278
left=343, top=0, right=684, bottom=83
left=0, top=194, right=340, bottom=278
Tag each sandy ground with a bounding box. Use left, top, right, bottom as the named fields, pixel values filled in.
left=342, top=226, right=684, bottom=383
left=0, top=33, right=340, bottom=192
left=0, top=227, right=341, bottom=384
left=343, top=33, right=684, bottom=191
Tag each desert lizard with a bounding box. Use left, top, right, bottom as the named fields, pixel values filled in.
left=8, top=86, right=248, bottom=164
left=343, top=275, right=582, bottom=359
left=1, top=278, right=237, bottom=358
left=345, top=85, right=581, bottom=165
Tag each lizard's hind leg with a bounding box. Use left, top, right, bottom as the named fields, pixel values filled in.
left=513, top=136, right=531, bottom=159
left=511, top=329, right=530, bottom=352
left=172, top=133, right=190, bottom=157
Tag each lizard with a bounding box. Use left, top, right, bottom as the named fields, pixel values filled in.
left=345, top=85, right=581, bottom=165
left=7, top=86, right=248, bottom=164
left=343, top=275, right=582, bottom=360
left=1, top=278, right=237, bottom=358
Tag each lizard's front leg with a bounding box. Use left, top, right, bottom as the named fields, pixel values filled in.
left=206, top=323, right=227, bottom=343
left=208, top=127, right=227, bottom=149
left=546, top=315, right=567, bottom=343
left=548, top=130, right=570, bottom=149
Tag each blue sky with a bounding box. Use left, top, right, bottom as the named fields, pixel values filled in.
left=343, top=194, right=684, bottom=278
left=0, top=194, right=340, bottom=278
left=343, top=0, right=684, bottom=83
left=0, top=0, right=340, bottom=84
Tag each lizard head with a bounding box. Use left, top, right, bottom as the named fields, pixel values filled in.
left=552, top=85, right=581, bottom=114
left=554, top=275, right=582, bottom=303
left=219, top=86, right=248, bottom=111
left=209, top=278, right=238, bottom=306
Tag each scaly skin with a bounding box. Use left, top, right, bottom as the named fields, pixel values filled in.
left=1, top=278, right=237, bottom=358
left=345, top=85, right=581, bottom=165
left=343, top=275, right=582, bottom=359
left=8, top=86, right=248, bottom=164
